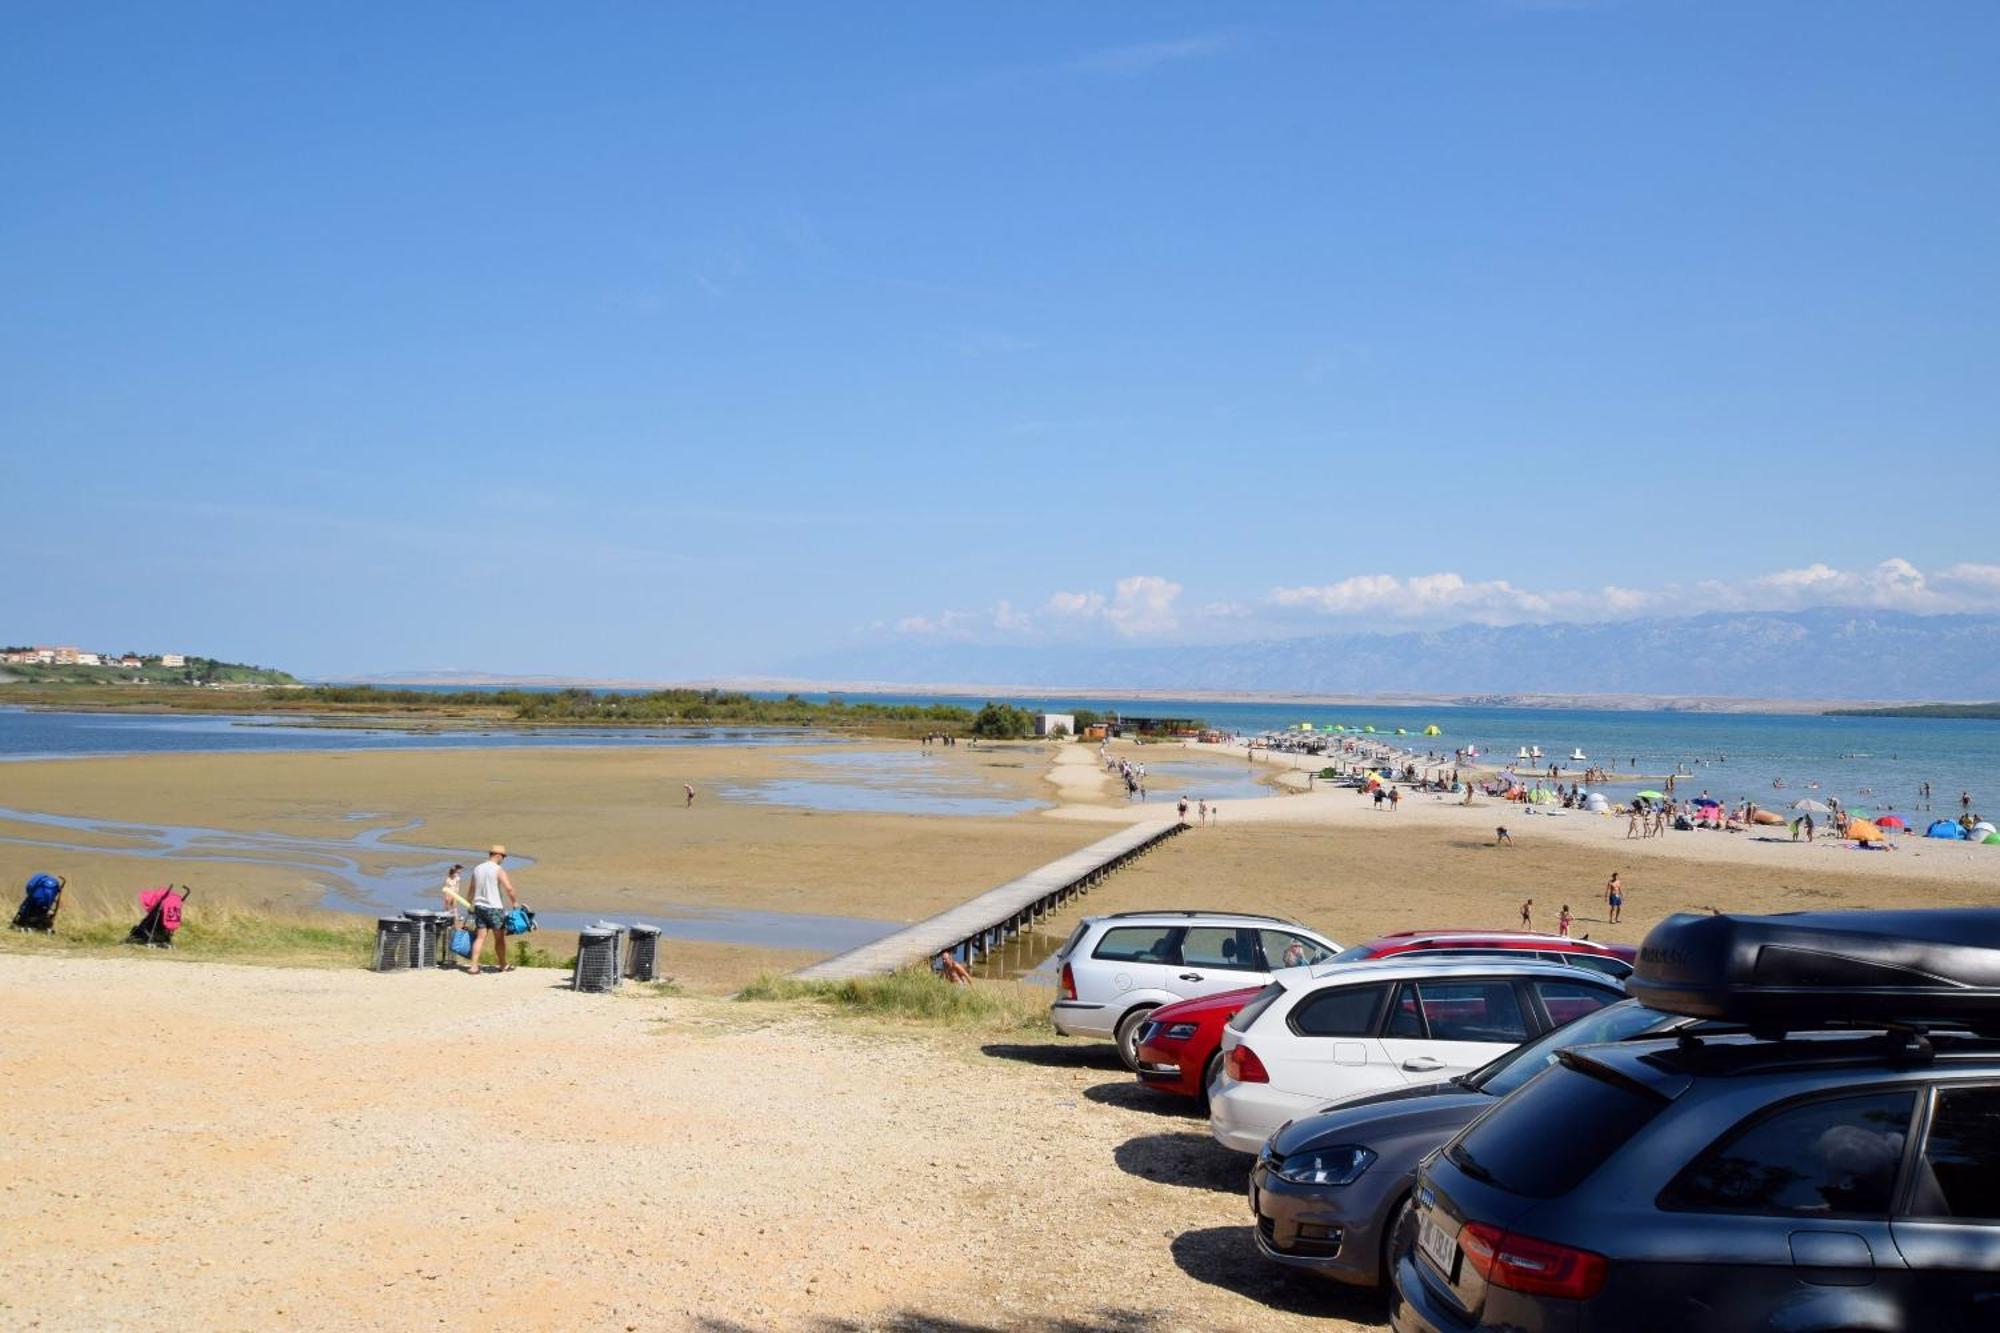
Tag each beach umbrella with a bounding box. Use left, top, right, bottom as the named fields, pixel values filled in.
left=1423, top=724, right=1441, bottom=736
left=1636, top=790, right=1666, bottom=801
left=1848, top=818, right=1883, bottom=843
left=1790, top=799, right=1831, bottom=814
left=1693, top=797, right=1721, bottom=808
left=1927, top=820, right=1965, bottom=840
left=1877, top=815, right=1907, bottom=829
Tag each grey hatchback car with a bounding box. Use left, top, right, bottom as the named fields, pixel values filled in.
left=1250, top=999, right=1692, bottom=1287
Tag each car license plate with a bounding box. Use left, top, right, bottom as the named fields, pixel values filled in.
left=1416, top=1211, right=1459, bottom=1275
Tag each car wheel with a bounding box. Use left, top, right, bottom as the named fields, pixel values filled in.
left=1115, top=1006, right=1157, bottom=1072
left=1198, top=1050, right=1223, bottom=1106
left=1380, top=1191, right=1415, bottom=1288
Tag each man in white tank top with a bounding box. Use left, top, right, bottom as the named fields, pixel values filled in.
left=466, top=844, right=519, bottom=974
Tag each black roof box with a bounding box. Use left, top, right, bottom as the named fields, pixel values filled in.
left=1630, top=908, right=2000, bottom=1034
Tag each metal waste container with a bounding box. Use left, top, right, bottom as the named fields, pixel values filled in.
left=572, top=928, right=619, bottom=992
left=590, top=921, right=627, bottom=989
left=401, top=910, right=447, bottom=968
left=626, top=924, right=662, bottom=981
left=372, top=916, right=422, bottom=972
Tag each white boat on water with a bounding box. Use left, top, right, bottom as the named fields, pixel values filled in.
left=1529, top=746, right=1544, bottom=760
left=1569, top=749, right=1588, bottom=762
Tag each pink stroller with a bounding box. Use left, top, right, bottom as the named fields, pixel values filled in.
left=128, top=885, right=189, bottom=947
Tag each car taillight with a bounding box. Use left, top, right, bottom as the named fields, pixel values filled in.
left=1058, top=962, right=1076, bottom=1002
left=1459, top=1221, right=1607, bottom=1300
left=1225, top=1043, right=1269, bottom=1083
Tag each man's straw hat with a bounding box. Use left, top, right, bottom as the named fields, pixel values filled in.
left=489, top=844, right=507, bottom=855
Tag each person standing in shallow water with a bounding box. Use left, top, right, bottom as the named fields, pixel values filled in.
left=466, top=845, right=520, bottom=975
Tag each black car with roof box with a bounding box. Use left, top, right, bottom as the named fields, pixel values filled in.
left=1389, top=907, right=2000, bottom=1333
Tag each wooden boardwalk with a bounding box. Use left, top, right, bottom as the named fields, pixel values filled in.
left=793, top=816, right=1187, bottom=980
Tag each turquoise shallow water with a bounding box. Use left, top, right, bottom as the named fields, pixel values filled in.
left=799, top=695, right=2000, bottom=820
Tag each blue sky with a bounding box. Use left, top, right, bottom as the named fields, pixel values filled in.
left=4, top=1, right=1997, bottom=679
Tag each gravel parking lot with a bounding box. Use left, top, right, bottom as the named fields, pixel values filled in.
left=0, top=954, right=1383, bottom=1331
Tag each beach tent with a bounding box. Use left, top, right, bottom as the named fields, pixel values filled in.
left=1364, top=726, right=1376, bottom=734
left=1423, top=725, right=1441, bottom=736
left=1847, top=818, right=1884, bottom=843
left=1973, top=821, right=1997, bottom=837
left=1985, top=833, right=2000, bottom=846
left=1527, top=788, right=1555, bottom=805
left=1927, top=820, right=1965, bottom=840
left=1583, top=793, right=1610, bottom=812
left=1396, top=728, right=1408, bottom=735
left=1791, top=799, right=1832, bottom=814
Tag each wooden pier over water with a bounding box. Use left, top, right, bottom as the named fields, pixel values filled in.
left=793, top=817, right=1186, bottom=980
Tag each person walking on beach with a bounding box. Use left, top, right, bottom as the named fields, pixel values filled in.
left=1558, top=904, right=1573, bottom=939
left=1605, top=873, right=1623, bottom=924
left=1626, top=802, right=1642, bottom=839
left=683, top=784, right=696, bottom=808
left=1389, top=786, right=1401, bottom=812
left=1519, top=896, right=1533, bottom=928
left=1177, top=796, right=1189, bottom=825
left=466, top=845, right=520, bottom=975
left=1198, top=798, right=1208, bottom=827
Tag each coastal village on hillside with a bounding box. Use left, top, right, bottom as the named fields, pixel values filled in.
left=1, top=645, right=185, bottom=668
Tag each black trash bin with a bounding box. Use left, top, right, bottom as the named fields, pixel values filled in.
left=372, top=917, right=422, bottom=972
left=401, top=910, right=447, bottom=968
left=572, top=928, right=619, bottom=992
left=589, top=921, right=627, bottom=989
left=626, top=924, right=662, bottom=981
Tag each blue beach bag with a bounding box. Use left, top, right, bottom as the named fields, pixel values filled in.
left=24, top=874, right=62, bottom=911
left=450, top=926, right=474, bottom=958
left=503, top=906, right=536, bottom=936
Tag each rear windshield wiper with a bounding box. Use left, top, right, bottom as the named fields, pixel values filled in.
left=1447, top=1145, right=1499, bottom=1185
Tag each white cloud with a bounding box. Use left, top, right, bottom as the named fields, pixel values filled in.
left=890, top=558, right=2000, bottom=646
left=1269, top=559, right=2000, bottom=626
left=1104, top=575, right=1182, bottom=635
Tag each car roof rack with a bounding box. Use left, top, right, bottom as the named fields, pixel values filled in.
left=1630, top=907, right=2000, bottom=1034
left=1099, top=910, right=1302, bottom=925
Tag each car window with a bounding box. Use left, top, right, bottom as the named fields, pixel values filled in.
left=1288, top=983, right=1388, bottom=1037
left=1387, top=984, right=1425, bottom=1038
left=1534, top=979, right=1619, bottom=1027
left=1666, top=1091, right=1916, bottom=1217
left=1564, top=954, right=1633, bottom=979
left=1448, top=1062, right=1666, bottom=1198
left=1474, top=1001, right=1668, bottom=1098
left=1258, top=929, right=1331, bottom=969
left=1328, top=943, right=1380, bottom=965
left=1229, top=982, right=1287, bottom=1032
left=1179, top=926, right=1258, bottom=970
left=1911, top=1086, right=2000, bottom=1220
left=1402, top=980, right=1531, bottom=1043
left=1091, top=926, right=1179, bottom=963
left=1059, top=921, right=1091, bottom=959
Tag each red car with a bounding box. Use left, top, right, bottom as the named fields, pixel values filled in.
left=1132, top=931, right=1634, bottom=1101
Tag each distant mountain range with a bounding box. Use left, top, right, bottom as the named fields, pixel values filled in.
left=784, top=610, right=2000, bottom=702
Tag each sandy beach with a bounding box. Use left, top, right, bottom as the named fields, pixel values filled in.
left=4, top=734, right=2000, bottom=1332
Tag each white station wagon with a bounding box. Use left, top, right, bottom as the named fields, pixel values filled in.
left=1050, top=911, right=1343, bottom=1069
left=1208, top=955, right=1625, bottom=1152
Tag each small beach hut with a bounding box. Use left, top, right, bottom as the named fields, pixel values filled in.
left=1927, top=820, right=1965, bottom=840
left=1847, top=818, right=1884, bottom=843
